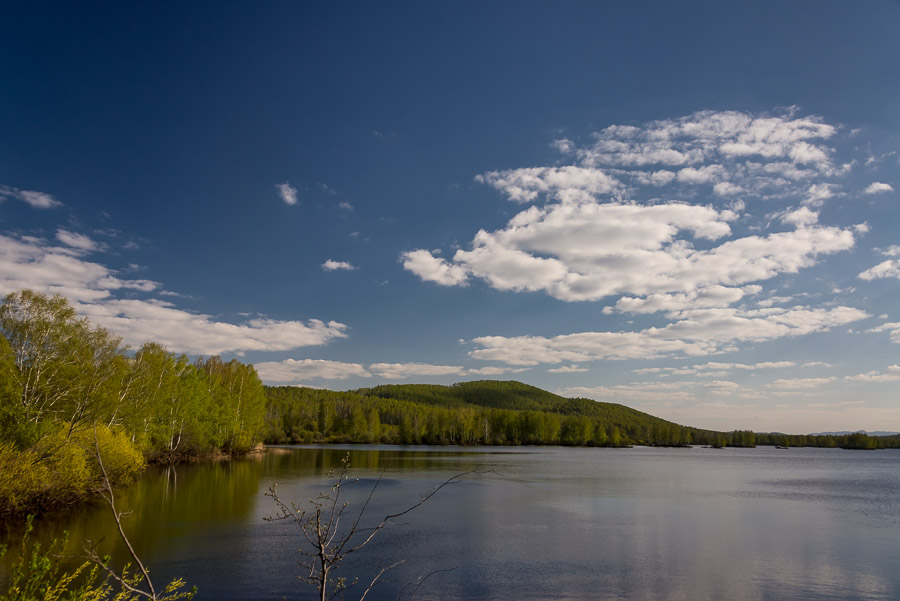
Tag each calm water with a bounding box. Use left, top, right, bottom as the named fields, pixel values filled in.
left=3, top=445, right=899, bottom=601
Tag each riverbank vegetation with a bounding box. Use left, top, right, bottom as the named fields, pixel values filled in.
left=0, top=290, right=267, bottom=520
left=3, top=288, right=897, bottom=522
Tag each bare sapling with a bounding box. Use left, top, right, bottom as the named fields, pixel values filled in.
left=265, top=453, right=474, bottom=601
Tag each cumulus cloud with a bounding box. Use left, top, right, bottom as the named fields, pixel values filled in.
left=0, top=185, right=63, bottom=208
left=0, top=232, right=347, bottom=355
left=406, top=110, right=858, bottom=306
left=254, top=359, right=371, bottom=383
left=863, top=182, right=894, bottom=194
left=580, top=110, right=837, bottom=178
left=604, top=285, right=760, bottom=315
left=476, top=165, right=623, bottom=204
left=803, top=183, right=835, bottom=207
left=322, top=259, right=357, bottom=271
left=859, top=252, right=900, bottom=280
left=401, top=250, right=469, bottom=286
left=469, top=305, right=868, bottom=365
left=409, top=201, right=853, bottom=303
left=276, top=182, right=298, bottom=205
left=780, top=207, right=819, bottom=227
left=75, top=300, right=347, bottom=355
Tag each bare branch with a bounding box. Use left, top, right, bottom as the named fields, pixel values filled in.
left=264, top=452, right=479, bottom=601
left=89, top=426, right=157, bottom=599
left=357, top=560, right=404, bottom=601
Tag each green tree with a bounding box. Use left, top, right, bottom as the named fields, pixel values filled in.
left=0, top=290, right=126, bottom=445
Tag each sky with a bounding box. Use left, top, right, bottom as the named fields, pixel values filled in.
left=2, top=1, right=899, bottom=434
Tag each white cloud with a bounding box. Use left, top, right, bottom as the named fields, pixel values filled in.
left=252, top=359, right=529, bottom=384
left=704, top=380, right=741, bottom=394
left=636, top=360, right=798, bottom=376
left=410, top=200, right=853, bottom=302
left=559, top=383, right=697, bottom=403
left=770, top=377, right=838, bottom=389
left=713, top=182, right=744, bottom=196
left=466, top=366, right=531, bottom=376
left=408, top=110, right=859, bottom=306
left=863, top=182, right=894, bottom=194
left=56, top=229, right=99, bottom=252
left=845, top=365, right=900, bottom=383
left=401, top=249, right=469, bottom=286
left=368, top=362, right=467, bottom=379
left=551, top=139, right=575, bottom=154
left=254, top=359, right=371, bottom=383
left=276, top=182, right=298, bottom=206
left=803, top=183, right=835, bottom=207
left=469, top=305, right=868, bottom=365
left=0, top=232, right=347, bottom=355
left=322, top=259, right=356, bottom=271
left=547, top=364, right=589, bottom=373
left=859, top=260, right=900, bottom=281
left=0, top=185, right=63, bottom=209
left=604, top=285, right=759, bottom=315
left=75, top=299, right=348, bottom=355
left=476, top=165, right=623, bottom=204
left=780, top=207, right=818, bottom=227
left=580, top=110, right=836, bottom=175
left=866, top=321, right=900, bottom=343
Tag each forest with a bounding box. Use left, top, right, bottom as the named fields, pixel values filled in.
left=263, top=382, right=900, bottom=450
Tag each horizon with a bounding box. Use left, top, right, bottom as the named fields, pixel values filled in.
left=2, top=1, right=899, bottom=434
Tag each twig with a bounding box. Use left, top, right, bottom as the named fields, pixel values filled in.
left=89, top=426, right=156, bottom=599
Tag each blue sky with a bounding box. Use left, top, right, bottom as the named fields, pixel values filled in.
left=2, top=1, right=899, bottom=433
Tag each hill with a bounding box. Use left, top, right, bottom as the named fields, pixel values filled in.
left=265, top=380, right=717, bottom=447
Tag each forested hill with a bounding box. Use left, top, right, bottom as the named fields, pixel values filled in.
left=264, top=381, right=900, bottom=450
left=264, top=380, right=715, bottom=447
left=356, top=380, right=573, bottom=411
left=356, top=380, right=682, bottom=432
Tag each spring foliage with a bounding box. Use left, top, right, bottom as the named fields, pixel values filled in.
left=0, top=290, right=267, bottom=519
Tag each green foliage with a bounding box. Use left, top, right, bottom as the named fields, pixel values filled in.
left=0, top=424, right=145, bottom=519
left=195, top=357, right=266, bottom=453
left=0, top=290, right=268, bottom=519
left=0, top=516, right=195, bottom=601
left=753, top=431, right=898, bottom=449
left=0, top=290, right=127, bottom=445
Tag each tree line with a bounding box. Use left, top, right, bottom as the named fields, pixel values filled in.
left=265, top=383, right=900, bottom=451
left=0, top=290, right=267, bottom=518
left=265, top=383, right=705, bottom=447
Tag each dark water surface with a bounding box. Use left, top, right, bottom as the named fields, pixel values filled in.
left=3, top=445, right=899, bottom=600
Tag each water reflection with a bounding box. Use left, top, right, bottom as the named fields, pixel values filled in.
left=2, top=445, right=899, bottom=601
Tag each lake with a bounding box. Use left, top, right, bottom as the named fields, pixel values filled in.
left=3, top=445, right=899, bottom=600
